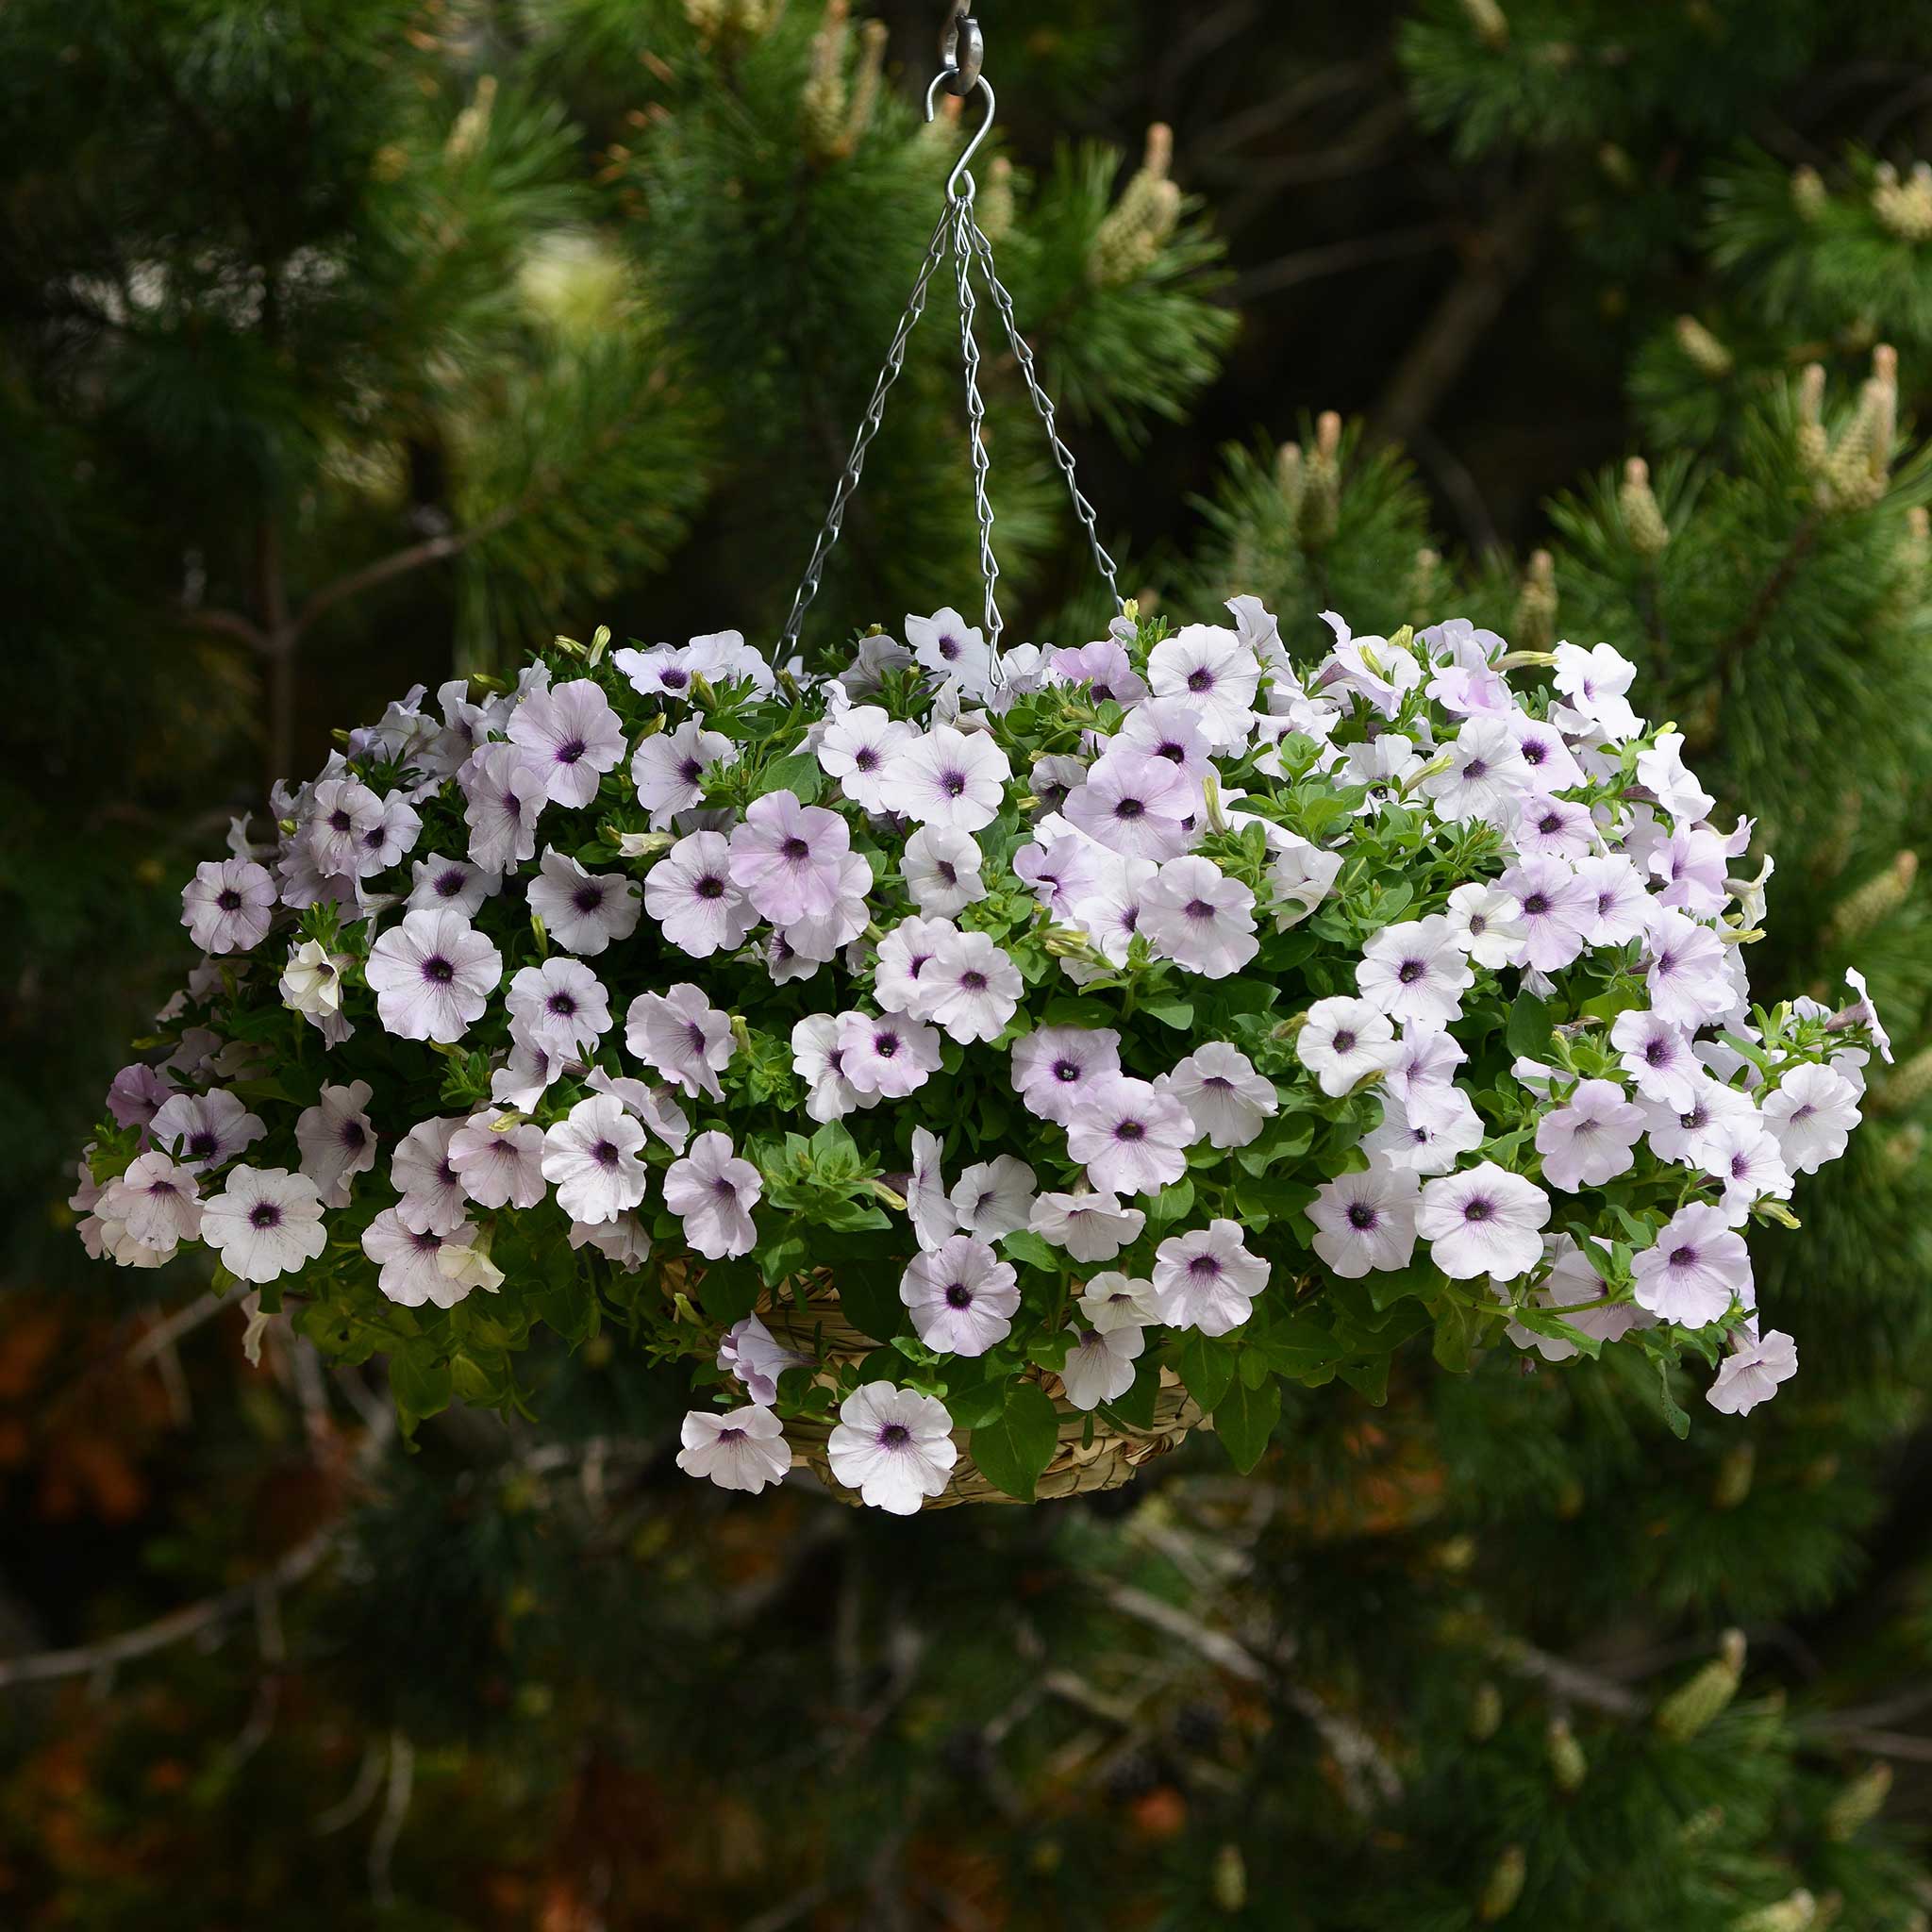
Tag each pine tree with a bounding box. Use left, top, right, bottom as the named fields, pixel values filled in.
left=8, top=3, right=1932, bottom=1927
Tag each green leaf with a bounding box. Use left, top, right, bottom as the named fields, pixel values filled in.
left=1337, top=1355, right=1391, bottom=1404
left=1506, top=991, right=1555, bottom=1060
left=834, top=1257, right=904, bottom=1342
left=1145, top=1177, right=1196, bottom=1230
left=1213, top=1374, right=1281, bottom=1474
left=390, top=1348, right=453, bottom=1430
left=749, top=753, right=824, bottom=804
left=970, top=1380, right=1061, bottom=1502
left=1001, top=1229, right=1064, bottom=1274
left=1172, top=1331, right=1238, bottom=1412
left=1429, top=1296, right=1481, bottom=1374
left=699, top=1258, right=763, bottom=1326
left=1141, top=997, right=1195, bottom=1030
left=942, top=1367, right=1010, bottom=1431
left=1652, top=1356, right=1691, bottom=1440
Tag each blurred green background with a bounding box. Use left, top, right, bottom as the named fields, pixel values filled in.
left=10, top=2, right=1932, bottom=1925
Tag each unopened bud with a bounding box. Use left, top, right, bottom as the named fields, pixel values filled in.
left=1301, top=413, right=1343, bottom=547
left=1468, top=1681, right=1504, bottom=1740
left=1513, top=549, right=1557, bottom=653
left=1655, top=1629, right=1746, bottom=1740
left=1597, top=142, right=1636, bottom=190
left=1827, top=848, right=1916, bottom=948
left=1676, top=315, right=1735, bottom=378
left=1791, top=165, right=1828, bottom=221
left=1546, top=1717, right=1587, bottom=1793
left=1090, top=124, right=1182, bottom=286
left=1210, top=1842, right=1247, bottom=1912
left=1796, top=362, right=1829, bottom=472
left=1477, top=1844, right=1526, bottom=1922
left=1873, top=158, right=1932, bottom=242
left=1824, top=1761, right=1892, bottom=1841
left=1460, top=0, right=1509, bottom=50
left=799, top=0, right=850, bottom=157
left=1713, top=1441, right=1756, bottom=1509
left=1620, top=456, right=1670, bottom=557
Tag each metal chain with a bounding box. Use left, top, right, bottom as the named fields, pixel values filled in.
left=778, top=204, right=954, bottom=656
left=964, top=207, right=1124, bottom=619
left=951, top=193, right=1006, bottom=673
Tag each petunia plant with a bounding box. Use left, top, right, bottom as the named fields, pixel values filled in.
left=74, top=600, right=1886, bottom=1511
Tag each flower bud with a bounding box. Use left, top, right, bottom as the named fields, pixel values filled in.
left=1460, top=0, right=1509, bottom=50
left=1826, top=848, right=1916, bottom=949
left=1824, top=1760, right=1892, bottom=1841
left=1620, top=457, right=1670, bottom=558
left=1210, top=1842, right=1247, bottom=1912
left=1874, top=1043, right=1932, bottom=1116
left=1873, top=159, right=1932, bottom=242
left=1734, top=1890, right=1819, bottom=1932
left=1468, top=1680, right=1504, bottom=1740
left=1546, top=1716, right=1587, bottom=1793
left=1477, top=1843, right=1525, bottom=1922
left=1712, top=1441, right=1756, bottom=1508
left=1675, top=315, right=1735, bottom=379
left=1791, top=164, right=1828, bottom=221
left=1091, top=125, right=1182, bottom=287
left=1654, top=1628, right=1746, bottom=1741
left=1512, top=550, right=1557, bottom=653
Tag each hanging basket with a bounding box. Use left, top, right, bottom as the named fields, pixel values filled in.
left=758, top=1276, right=1207, bottom=1507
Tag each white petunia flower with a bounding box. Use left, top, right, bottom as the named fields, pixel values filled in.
left=1077, top=1271, right=1161, bottom=1332
left=872, top=914, right=958, bottom=1021
left=506, top=958, right=611, bottom=1058
left=1296, top=996, right=1399, bottom=1097
left=1417, top=1162, right=1550, bottom=1281
left=1161, top=1042, right=1278, bottom=1149
left=1308, top=1164, right=1420, bottom=1278
left=1059, top=1324, right=1144, bottom=1410
left=791, top=1012, right=876, bottom=1125
left=1029, top=1190, right=1146, bottom=1262
left=1267, top=835, right=1343, bottom=930
left=97, top=1154, right=202, bottom=1257
left=1146, top=624, right=1260, bottom=750
left=1610, top=1008, right=1704, bottom=1114
left=900, top=1236, right=1021, bottom=1355
left=663, top=1130, right=763, bottom=1258
left=361, top=1208, right=483, bottom=1309
left=1420, top=715, right=1527, bottom=824
left=541, top=1095, right=649, bottom=1225
left=625, top=983, right=736, bottom=1100
left=508, top=677, right=625, bottom=808
left=677, top=1406, right=792, bottom=1494
left=447, top=1111, right=548, bottom=1210
left=1699, top=1119, right=1792, bottom=1226
left=906, top=608, right=994, bottom=695
left=948, top=1156, right=1038, bottom=1241
left=826, top=1382, right=959, bottom=1513
left=1759, top=1062, right=1861, bottom=1174
left=1535, top=1078, right=1645, bottom=1191
left=834, top=1009, right=943, bottom=1099
left=1631, top=1202, right=1751, bottom=1324
left=525, top=847, right=641, bottom=956
left=631, top=719, right=738, bottom=824
left=1357, top=915, right=1474, bottom=1027
left=294, top=1080, right=377, bottom=1208
left=875, top=724, right=1011, bottom=831
left=922, top=928, right=1023, bottom=1042
left=201, top=1166, right=326, bottom=1284
left=182, top=858, right=276, bottom=955
left=1141, top=857, right=1258, bottom=979
left=645, top=830, right=758, bottom=959
left=1707, top=1327, right=1798, bottom=1415
left=1442, top=882, right=1527, bottom=969
left=365, top=908, right=503, bottom=1044
left=1067, top=1074, right=1195, bottom=1197
left=818, top=705, right=919, bottom=811
left=1152, top=1220, right=1269, bottom=1335
left=151, top=1089, right=266, bottom=1174
left=1364, top=1091, right=1486, bottom=1174
left=408, top=852, right=499, bottom=919
left=906, top=1127, right=958, bottom=1252
left=901, top=824, right=988, bottom=916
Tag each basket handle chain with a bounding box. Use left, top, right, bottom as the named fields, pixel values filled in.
left=777, top=14, right=1126, bottom=684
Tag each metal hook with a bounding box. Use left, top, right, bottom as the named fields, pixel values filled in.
left=923, top=70, right=996, bottom=203
left=937, top=3, right=984, bottom=96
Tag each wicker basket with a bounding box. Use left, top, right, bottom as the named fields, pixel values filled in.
left=758, top=1278, right=1206, bottom=1509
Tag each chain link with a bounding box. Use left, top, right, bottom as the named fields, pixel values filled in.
left=779, top=205, right=954, bottom=657
left=964, top=207, right=1124, bottom=621
left=951, top=195, right=1005, bottom=675
left=779, top=122, right=1124, bottom=678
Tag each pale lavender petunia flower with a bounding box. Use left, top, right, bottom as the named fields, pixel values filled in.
left=1141, top=857, right=1257, bottom=979
left=108, top=1064, right=171, bottom=1132
left=900, top=1236, right=1021, bottom=1356
left=1707, top=1326, right=1798, bottom=1415
left=526, top=847, right=641, bottom=956
left=818, top=705, right=919, bottom=812
left=306, top=777, right=385, bottom=877
left=1383, top=1027, right=1468, bottom=1131
left=1066, top=1074, right=1195, bottom=1197
left=1760, top=1062, right=1862, bottom=1174
left=677, top=1406, right=792, bottom=1494
left=491, top=1036, right=561, bottom=1113
left=392, top=1116, right=469, bottom=1234
left=1048, top=639, right=1147, bottom=708
left=361, top=1207, right=484, bottom=1308
left=542, top=1095, right=649, bottom=1225
left=1060, top=1324, right=1144, bottom=1411
left=1029, top=1189, right=1146, bottom=1262
left=826, top=1382, right=958, bottom=1513
left=1511, top=793, right=1597, bottom=863
left=901, top=825, right=988, bottom=917
left=1147, top=624, right=1259, bottom=750
left=295, top=1079, right=377, bottom=1208
left=718, top=1315, right=810, bottom=1407
left=727, top=790, right=852, bottom=925
left=833, top=1009, right=943, bottom=1099
left=646, top=830, right=757, bottom=959
left=1357, top=914, right=1474, bottom=1026
left=1573, top=853, right=1650, bottom=948
left=631, top=718, right=737, bottom=824
left=922, top=929, right=1023, bottom=1042
left=1638, top=1073, right=1758, bottom=1168
left=1643, top=908, right=1735, bottom=1030
left=1120, top=696, right=1215, bottom=782
left=506, top=958, right=611, bottom=1058
left=1012, top=824, right=1108, bottom=919
left=1365, top=1091, right=1487, bottom=1174
left=1066, top=854, right=1158, bottom=971
left=1631, top=1202, right=1751, bottom=1324
left=365, top=908, right=503, bottom=1043
left=447, top=1111, right=548, bottom=1210
left=873, top=914, right=958, bottom=1020
left=1152, top=1220, right=1269, bottom=1334
left=625, top=983, right=736, bottom=1100
left=568, top=1213, right=654, bottom=1272
left=182, top=858, right=276, bottom=955
left=1010, top=1025, right=1122, bottom=1125
left=1498, top=857, right=1593, bottom=973
left=1161, top=1042, right=1276, bottom=1148
left=151, top=1089, right=266, bottom=1173
left=1442, top=882, right=1526, bottom=969
left=1700, top=1119, right=1791, bottom=1226
left=1062, top=747, right=1194, bottom=863
left=1507, top=711, right=1587, bottom=791
left=459, top=742, right=549, bottom=874
left=875, top=724, right=1012, bottom=832
left=1296, top=995, right=1399, bottom=1098
left=1535, top=1077, right=1644, bottom=1191
left=663, top=1130, right=762, bottom=1258
left=508, top=677, right=625, bottom=808
left=948, top=1156, right=1037, bottom=1240
left=201, top=1166, right=326, bottom=1284
left=791, top=1012, right=875, bottom=1125
left=353, top=791, right=422, bottom=876
left=583, top=1067, right=691, bottom=1152
left=1611, top=1008, right=1704, bottom=1113
left=775, top=848, right=873, bottom=965
left=906, top=1126, right=956, bottom=1251
left=1420, top=716, right=1527, bottom=824
left=407, top=852, right=499, bottom=918
left=1308, top=1163, right=1420, bottom=1278
left=98, top=1154, right=201, bottom=1257
left=907, top=608, right=994, bottom=695
left=1417, top=1162, right=1550, bottom=1281
left=1077, top=1272, right=1161, bottom=1332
